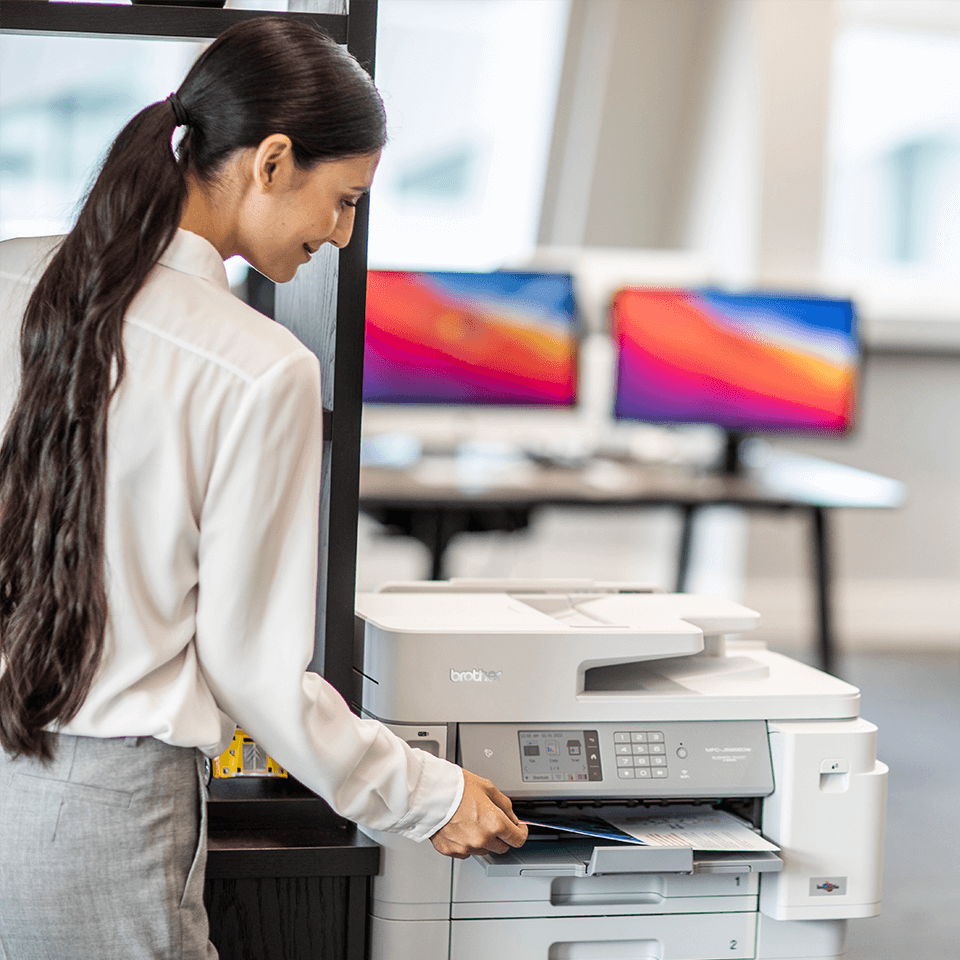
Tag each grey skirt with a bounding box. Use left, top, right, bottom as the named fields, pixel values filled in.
left=0, top=734, right=217, bottom=960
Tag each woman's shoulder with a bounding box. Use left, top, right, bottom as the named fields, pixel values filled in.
left=0, top=235, right=63, bottom=285
left=129, top=262, right=315, bottom=386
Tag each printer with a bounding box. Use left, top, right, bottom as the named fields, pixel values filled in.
left=354, top=580, right=887, bottom=960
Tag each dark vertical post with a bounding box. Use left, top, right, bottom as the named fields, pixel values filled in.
left=275, top=0, right=377, bottom=696
left=323, top=0, right=379, bottom=697
left=274, top=240, right=339, bottom=676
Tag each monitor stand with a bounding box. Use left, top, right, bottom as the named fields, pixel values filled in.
left=721, top=430, right=748, bottom=476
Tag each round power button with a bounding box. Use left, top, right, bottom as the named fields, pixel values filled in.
left=676, top=747, right=688, bottom=759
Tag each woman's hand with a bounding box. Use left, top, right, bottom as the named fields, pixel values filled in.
left=430, top=769, right=528, bottom=859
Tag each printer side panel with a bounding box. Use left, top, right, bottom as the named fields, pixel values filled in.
left=369, top=918, right=450, bottom=958
left=362, top=723, right=455, bottom=923
left=760, top=719, right=887, bottom=921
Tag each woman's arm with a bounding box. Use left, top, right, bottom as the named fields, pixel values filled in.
left=192, top=348, right=524, bottom=851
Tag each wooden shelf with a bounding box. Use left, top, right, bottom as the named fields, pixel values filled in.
left=207, top=827, right=380, bottom=879
left=0, top=1, right=347, bottom=42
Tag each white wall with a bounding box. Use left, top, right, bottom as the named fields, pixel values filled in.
left=533, top=0, right=960, bottom=649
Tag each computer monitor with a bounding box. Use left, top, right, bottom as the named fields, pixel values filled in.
left=362, top=270, right=578, bottom=406
left=612, top=288, right=858, bottom=461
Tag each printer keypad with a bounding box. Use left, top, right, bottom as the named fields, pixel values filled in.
left=615, top=731, right=667, bottom=779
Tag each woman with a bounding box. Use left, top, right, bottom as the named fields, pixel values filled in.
left=0, top=18, right=525, bottom=959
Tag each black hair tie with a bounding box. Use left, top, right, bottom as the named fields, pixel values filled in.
left=167, top=93, right=190, bottom=128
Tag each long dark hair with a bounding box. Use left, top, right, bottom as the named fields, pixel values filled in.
left=0, top=17, right=386, bottom=760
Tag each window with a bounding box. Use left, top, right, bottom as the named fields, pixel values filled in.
left=0, top=32, right=203, bottom=242
left=822, top=2, right=960, bottom=323
left=1, top=2, right=570, bottom=283
left=368, top=0, right=570, bottom=271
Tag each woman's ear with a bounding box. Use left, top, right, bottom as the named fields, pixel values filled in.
left=252, top=134, right=295, bottom=193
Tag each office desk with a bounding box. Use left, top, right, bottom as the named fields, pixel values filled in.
left=360, top=449, right=905, bottom=676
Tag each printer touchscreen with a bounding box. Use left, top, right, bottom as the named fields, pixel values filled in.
left=519, top=730, right=603, bottom=782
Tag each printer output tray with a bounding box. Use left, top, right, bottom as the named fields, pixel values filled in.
left=479, top=840, right=783, bottom=878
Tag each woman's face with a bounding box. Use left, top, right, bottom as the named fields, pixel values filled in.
left=237, top=147, right=381, bottom=283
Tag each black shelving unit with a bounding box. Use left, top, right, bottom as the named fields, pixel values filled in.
left=0, top=1, right=348, bottom=42
left=1, top=3, right=381, bottom=957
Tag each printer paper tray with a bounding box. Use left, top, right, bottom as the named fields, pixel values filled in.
left=479, top=840, right=783, bottom=878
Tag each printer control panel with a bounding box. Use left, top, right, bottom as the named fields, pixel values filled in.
left=518, top=730, right=603, bottom=783
left=613, top=730, right=670, bottom=780
left=460, top=720, right=775, bottom=799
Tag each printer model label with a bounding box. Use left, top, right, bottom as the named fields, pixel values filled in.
left=810, top=877, right=847, bottom=896
left=450, top=668, right=502, bottom=682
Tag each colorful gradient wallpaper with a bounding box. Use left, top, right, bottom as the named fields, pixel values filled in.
left=363, top=271, right=578, bottom=405
left=612, top=289, right=858, bottom=433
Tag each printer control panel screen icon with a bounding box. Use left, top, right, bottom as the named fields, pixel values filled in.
left=519, top=730, right=603, bottom=782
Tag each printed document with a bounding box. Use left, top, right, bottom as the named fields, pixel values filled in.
left=524, top=805, right=779, bottom=851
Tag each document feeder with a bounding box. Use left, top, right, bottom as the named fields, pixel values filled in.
left=355, top=579, right=887, bottom=960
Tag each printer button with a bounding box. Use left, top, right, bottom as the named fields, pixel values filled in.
left=651, top=756, right=667, bottom=766
left=632, top=743, right=650, bottom=755
left=614, top=732, right=631, bottom=743
left=652, top=768, right=669, bottom=778
left=647, top=732, right=665, bottom=743
left=649, top=744, right=666, bottom=754
left=820, top=758, right=849, bottom=774
left=615, top=744, right=633, bottom=755
left=618, top=768, right=636, bottom=779
left=631, top=732, right=648, bottom=743
left=617, top=756, right=635, bottom=767
left=636, top=768, right=651, bottom=778
left=635, top=756, right=650, bottom=766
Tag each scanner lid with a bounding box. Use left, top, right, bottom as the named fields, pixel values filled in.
left=356, top=581, right=760, bottom=645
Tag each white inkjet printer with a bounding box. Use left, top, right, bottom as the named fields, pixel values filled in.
left=354, top=580, right=887, bottom=960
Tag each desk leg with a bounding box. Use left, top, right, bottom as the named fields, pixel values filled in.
left=812, top=507, right=837, bottom=676
left=675, top=505, right=698, bottom=593
left=429, top=512, right=446, bottom=581
left=410, top=509, right=452, bottom=581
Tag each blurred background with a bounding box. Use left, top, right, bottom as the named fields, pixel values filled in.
left=2, top=3, right=957, bottom=956
left=360, top=0, right=960, bottom=659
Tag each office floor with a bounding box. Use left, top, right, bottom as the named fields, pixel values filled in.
left=779, top=645, right=960, bottom=960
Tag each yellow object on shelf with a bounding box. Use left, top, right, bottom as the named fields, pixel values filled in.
left=212, top=728, right=287, bottom=778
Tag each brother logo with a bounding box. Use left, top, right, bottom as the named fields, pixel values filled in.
left=450, top=669, right=502, bottom=682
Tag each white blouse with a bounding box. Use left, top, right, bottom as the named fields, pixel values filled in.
left=0, top=229, right=463, bottom=841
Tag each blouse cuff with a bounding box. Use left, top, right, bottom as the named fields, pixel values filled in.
left=392, top=751, right=465, bottom=842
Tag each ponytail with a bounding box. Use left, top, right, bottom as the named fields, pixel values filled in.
left=0, top=16, right=385, bottom=760
left=0, top=100, right=186, bottom=759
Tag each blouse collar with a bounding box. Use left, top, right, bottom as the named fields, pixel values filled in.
left=157, top=229, right=230, bottom=292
